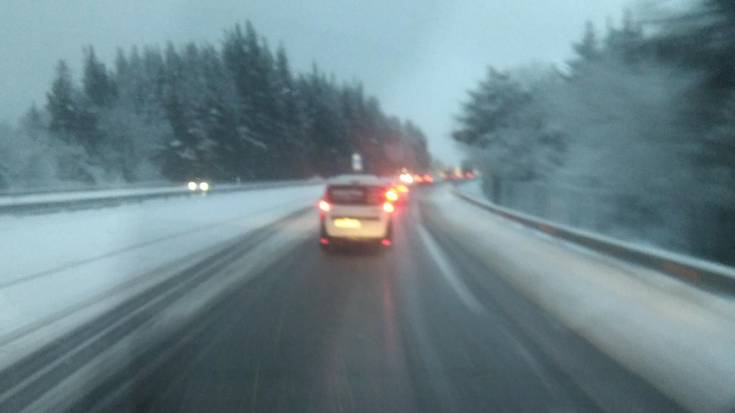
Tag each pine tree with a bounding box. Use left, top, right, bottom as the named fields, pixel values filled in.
left=46, top=60, right=78, bottom=138
left=157, top=43, right=193, bottom=180
left=603, top=9, right=644, bottom=63
left=222, top=23, right=268, bottom=178
left=83, top=46, right=117, bottom=107
left=196, top=45, right=238, bottom=180
left=32, top=20, right=431, bottom=184
left=453, top=68, right=530, bottom=147
left=273, top=44, right=305, bottom=178
left=21, top=103, right=46, bottom=140
left=114, top=48, right=129, bottom=80
left=253, top=38, right=281, bottom=178
left=569, top=21, right=599, bottom=75
left=298, top=67, right=351, bottom=176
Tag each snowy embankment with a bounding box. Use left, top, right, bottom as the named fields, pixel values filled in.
left=0, top=179, right=321, bottom=214
left=0, top=185, right=188, bottom=207
left=456, top=180, right=735, bottom=293
left=428, top=185, right=735, bottom=412
left=0, top=185, right=323, bottom=369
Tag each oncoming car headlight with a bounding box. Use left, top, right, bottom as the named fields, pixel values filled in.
left=198, top=182, right=210, bottom=192
left=187, top=181, right=198, bottom=191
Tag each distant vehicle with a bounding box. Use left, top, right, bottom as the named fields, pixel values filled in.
left=414, top=173, right=434, bottom=185
left=380, top=178, right=409, bottom=206
left=187, top=178, right=210, bottom=192
left=391, top=183, right=410, bottom=205
left=318, top=174, right=395, bottom=250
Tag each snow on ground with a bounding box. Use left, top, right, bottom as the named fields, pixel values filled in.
left=0, top=180, right=317, bottom=207
left=428, top=186, right=735, bottom=412
left=0, top=185, right=323, bottom=368
left=456, top=180, right=735, bottom=278
left=0, top=185, right=188, bottom=207
left=23, top=212, right=319, bottom=413
left=458, top=179, right=485, bottom=199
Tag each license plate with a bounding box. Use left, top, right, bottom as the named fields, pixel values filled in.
left=334, top=218, right=362, bottom=229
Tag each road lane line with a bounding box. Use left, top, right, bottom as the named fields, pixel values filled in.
left=417, top=225, right=486, bottom=315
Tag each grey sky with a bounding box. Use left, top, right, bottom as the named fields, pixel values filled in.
left=0, top=0, right=632, bottom=164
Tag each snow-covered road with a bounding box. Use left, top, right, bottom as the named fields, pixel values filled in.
left=1, top=182, right=733, bottom=412
left=425, top=186, right=735, bottom=412
left=0, top=185, right=323, bottom=369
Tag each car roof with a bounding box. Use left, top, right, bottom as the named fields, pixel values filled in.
left=326, top=174, right=387, bottom=186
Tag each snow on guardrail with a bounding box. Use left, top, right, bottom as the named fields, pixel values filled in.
left=452, top=184, right=735, bottom=296
left=0, top=179, right=324, bottom=215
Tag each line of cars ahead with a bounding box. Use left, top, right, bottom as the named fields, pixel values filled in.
left=317, top=174, right=419, bottom=252
left=183, top=171, right=469, bottom=251
left=317, top=170, right=478, bottom=251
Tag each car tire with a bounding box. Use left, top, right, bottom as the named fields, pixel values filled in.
left=319, top=220, right=332, bottom=252
left=376, top=222, right=393, bottom=251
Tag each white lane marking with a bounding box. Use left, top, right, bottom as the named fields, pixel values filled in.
left=417, top=225, right=486, bottom=315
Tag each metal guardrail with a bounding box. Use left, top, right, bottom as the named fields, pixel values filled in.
left=0, top=181, right=175, bottom=197
left=452, top=186, right=735, bottom=296
left=0, top=179, right=323, bottom=216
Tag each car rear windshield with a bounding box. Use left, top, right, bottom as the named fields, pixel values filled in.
left=326, top=185, right=386, bottom=205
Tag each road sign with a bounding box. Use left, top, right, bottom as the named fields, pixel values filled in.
left=352, top=153, right=363, bottom=172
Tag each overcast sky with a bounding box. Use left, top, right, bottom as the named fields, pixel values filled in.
left=0, top=0, right=633, bottom=164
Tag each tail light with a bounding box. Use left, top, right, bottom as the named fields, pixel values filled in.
left=383, top=202, right=395, bottom=213
left=318, top=199, right=331, bottom=212
left=381, top=239, right=392, bottom=247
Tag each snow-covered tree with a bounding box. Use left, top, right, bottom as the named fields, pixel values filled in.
left=21, top=20, right=430, bottom=190
left=46, top=60, right=78, bottom=138
left=83, top=46, right=117, bottom=108
left=568, top=21, right=600, bottom=75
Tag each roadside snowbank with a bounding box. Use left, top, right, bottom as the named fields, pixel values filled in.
left=428, top=186, right=735, bottom=412
left=0, top=185, right=322, bottom=368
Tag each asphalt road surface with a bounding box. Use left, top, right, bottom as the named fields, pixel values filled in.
left=67, top=192, right=686, bottom=413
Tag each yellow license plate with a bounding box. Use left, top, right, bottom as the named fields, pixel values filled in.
left=334, top=218, right=362, bottom=229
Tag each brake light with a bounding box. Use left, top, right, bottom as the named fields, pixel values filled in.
left=383, top=202, right=395, bottom=213
left=381, top=239, right=392, bottom=247
left=414, top=175, right=424, bottom=183
left=385, top=189, right=399, bottom=202
left=423, top=174, right=433, bottom=183
left=318, top=200, right=331, bottom=212
left=320, top=237, right=330, bottom=245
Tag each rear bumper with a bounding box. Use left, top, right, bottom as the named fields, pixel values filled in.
left=321, top=217, right=390, bottom=240
left=325, top=236, right=384, bottom=245
left=323, top=219, right=389, bottom=239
